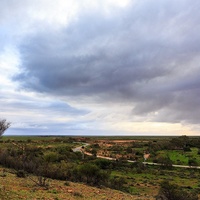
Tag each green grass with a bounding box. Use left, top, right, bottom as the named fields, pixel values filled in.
left=167, top=151, right=188, bottom=165
left=110, top=165, right=200, bottom=197
left=155, top=148, right=200, bottom=165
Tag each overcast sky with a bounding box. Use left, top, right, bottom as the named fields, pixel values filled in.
left=1, top=0, right=200, bottom=136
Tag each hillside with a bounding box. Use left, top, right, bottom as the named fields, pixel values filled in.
left=0, top=167, right=154, bottom=200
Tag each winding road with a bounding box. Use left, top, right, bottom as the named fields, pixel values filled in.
left=72, top=143, right=90, bottom=152
left=72, top=143, right=200, bottom=169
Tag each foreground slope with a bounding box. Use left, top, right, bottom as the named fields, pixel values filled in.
left=0, top=167, right=154, bottom=200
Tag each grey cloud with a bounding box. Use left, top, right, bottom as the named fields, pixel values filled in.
left=7, top=119, right=104, bottom=136
left=14, top=0, right=200, bottom=124
left=0, top=96, right=88, bottom=116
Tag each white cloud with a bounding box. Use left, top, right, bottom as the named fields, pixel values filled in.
left=1, top=0, right=200, bottom=136
left=0, top=47, right=21, bottom=90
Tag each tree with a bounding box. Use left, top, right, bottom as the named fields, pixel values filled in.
left=91, top=148, right=97, bottom=157
left=0, top=119, right=11, bottom=136
left=155, top=156, right=173, bottom=169
left=170, top=135, right=190, bottom=149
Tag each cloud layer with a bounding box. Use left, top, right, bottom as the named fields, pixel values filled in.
left=1, top=0, right=200, bottom=135
left=16, top=0, right=200, bottom=123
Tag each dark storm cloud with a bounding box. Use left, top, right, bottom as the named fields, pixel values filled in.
left=15, top=0, right=200, bottom=124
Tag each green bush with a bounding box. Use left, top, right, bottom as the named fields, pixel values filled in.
left=44, top=152, right=59, bottom=163
left=109, top=176, right=127, bottom=191
left=94, top=159, right=112, bottom=169
left=156, top=181, right=198, bottom=200
left=73, top=163, right=110, bottom=186
left=155, top=156, right=173, bottom=169
left=188, top=158, right=198, bottom=166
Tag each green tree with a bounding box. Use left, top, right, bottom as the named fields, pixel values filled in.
left=170, top=135, right=190, bottom=149
left=156, top=156, right=173, bottom=169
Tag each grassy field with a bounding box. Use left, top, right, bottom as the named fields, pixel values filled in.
left=110, top=166, right=200, bottom=196
left=0, top=135, right=200, bottom=199
left=3, top=163, right=198, bottom=200
left=153, top=148, right=200, bottom=165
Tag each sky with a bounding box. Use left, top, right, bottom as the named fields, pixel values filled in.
left=1, top=0, right=200, bottom=136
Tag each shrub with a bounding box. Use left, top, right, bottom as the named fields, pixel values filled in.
left=73, top=191, right=83, bottom=197
left=188, top=158, right=198, bottom=166
left=64, top=181, right=70, bottom=186
left=44, top=152, right=59, bottom=163
left=109, top=176, right=126, bottom=191
left=156, top=181, right=198, bottom=200
left=16, top=170, right=26, bottom=178
left=73, top=163, right=110, bottom=186
left=94, top=159, right=112, bottom=169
